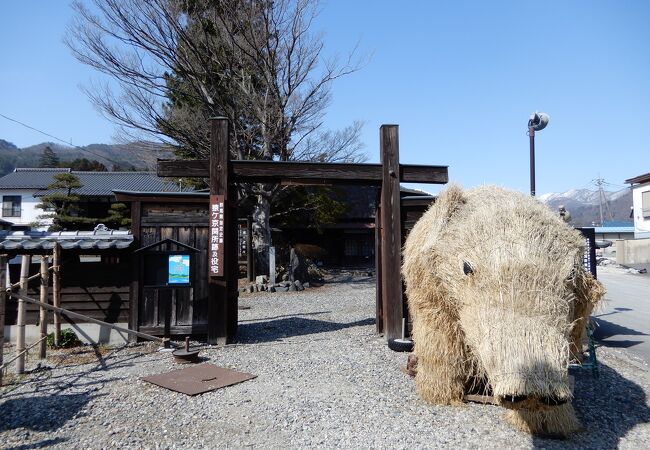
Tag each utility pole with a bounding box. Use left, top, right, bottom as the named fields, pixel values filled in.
left=592, top=177, right=613, bottom=226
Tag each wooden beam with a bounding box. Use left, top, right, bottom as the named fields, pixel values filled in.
left=380, top=125, right=404, bottom=341
left=157, top=159, right=448, bottom=185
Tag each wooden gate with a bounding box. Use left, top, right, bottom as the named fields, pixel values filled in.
left=157, top=119, right=449, bottom=344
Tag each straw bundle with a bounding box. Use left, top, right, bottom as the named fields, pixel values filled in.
left=402, top=185, right=604, bottom=436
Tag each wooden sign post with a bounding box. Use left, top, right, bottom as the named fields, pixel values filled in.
left=208, top=118, right=238, bottom=345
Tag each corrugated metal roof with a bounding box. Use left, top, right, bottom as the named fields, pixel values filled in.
left=625, top=172, right=650, bottom=186
left=594, top=227, right=635, bottom=234
left=0, top=168, right=189, bottom=196
left=0, top=230, right=134, bottom=251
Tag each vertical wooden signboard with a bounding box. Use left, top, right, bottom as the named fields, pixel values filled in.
left=208, top=117, right=237, bottom=345
left=209, top=195, right=226, bottom=277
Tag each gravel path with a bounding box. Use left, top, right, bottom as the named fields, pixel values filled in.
left=2, top=273, right=650, bottom=449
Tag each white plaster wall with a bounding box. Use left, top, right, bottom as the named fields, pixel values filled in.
left=632, top=182, right=650, bottom=239
left=0, top=189, right=53, bottom=230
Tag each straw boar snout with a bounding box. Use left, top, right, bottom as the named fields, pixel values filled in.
left=403, top=185, right=604, bottom=437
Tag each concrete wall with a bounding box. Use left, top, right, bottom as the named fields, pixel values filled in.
left=632, top=182, right=650, bottom=239
left=616, top=238, right=650, bottom=265
left=3, top=322, right=130, bottom=346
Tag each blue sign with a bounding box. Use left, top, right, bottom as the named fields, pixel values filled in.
left=168, top=254, right=190, bottom=285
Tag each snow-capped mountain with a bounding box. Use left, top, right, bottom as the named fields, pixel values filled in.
left=538, top=188, right=629, bottom=206
left=539, top=188, right=633, bottom=227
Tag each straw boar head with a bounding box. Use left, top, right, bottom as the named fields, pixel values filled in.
left=403, top=185, right=602, bottom=436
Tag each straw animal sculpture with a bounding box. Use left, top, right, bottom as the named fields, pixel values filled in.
left=402, top=185, right=605, bottom=437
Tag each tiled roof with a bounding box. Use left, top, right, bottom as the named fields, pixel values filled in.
left=0, top=168, right=189, bottom=196
left=0, top=230, right=134, bottom=251
left=0, top=168, right=71, bottom=189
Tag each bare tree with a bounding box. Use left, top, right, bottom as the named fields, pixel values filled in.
left=66, top=0, right=366, bottom=270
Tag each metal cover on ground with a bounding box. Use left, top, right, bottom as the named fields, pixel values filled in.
left=142, top=363, right=256, bottom=396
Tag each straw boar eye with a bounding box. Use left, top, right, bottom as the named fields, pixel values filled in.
left=463, top=261, right=474, bottom=276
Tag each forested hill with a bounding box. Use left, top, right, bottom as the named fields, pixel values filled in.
left=0, top=139, right=174, bottom=175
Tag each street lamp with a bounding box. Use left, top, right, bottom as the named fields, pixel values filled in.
left=527, top=112, right=549, bottom=196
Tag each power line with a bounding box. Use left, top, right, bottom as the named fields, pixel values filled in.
left=0, top=112, right=122, bottom=166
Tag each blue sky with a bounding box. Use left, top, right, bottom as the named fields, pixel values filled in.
left=1, top=1, right=648, bottom=195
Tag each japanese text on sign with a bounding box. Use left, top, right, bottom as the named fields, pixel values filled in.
left=209, top=195, right=225, bottom=276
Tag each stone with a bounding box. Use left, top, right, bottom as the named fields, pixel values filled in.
left=268, top=286, right=276, bottom=293
left=294, top=280, right=304, bottom=291
left=256, top=275, right=268, bottom=284
left=288, top=283, right=297, bottom=292
left=247, top=285, right=254, bottom=293
left=302, top=282, right=310, bottom=289
left=275, top=286, right=289, bottom=292
left=289, top=247, right=309, bottom=282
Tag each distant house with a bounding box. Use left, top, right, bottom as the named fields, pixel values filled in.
left=0, top=168, right=188, bottom=231
left=625, top=172, right=650, bottom=239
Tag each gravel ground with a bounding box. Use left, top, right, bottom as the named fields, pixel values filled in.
left=2, top=272, right=650, bottom=449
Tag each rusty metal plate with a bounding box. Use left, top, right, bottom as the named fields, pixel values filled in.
left=142, top=363, right=256, bottom=396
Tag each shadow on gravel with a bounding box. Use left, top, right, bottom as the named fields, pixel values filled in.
left=0, top=392, right=101, bottom=433
left=5, top=437, right=69, bottom=450
left=531, top=362, right=650, bottom=449
left=237, top=316, right=375, bottom=343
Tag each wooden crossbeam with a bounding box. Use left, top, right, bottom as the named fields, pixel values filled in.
left=157, top=159, right=448, bottom=185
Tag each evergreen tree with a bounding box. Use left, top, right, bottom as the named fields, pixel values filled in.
left=35, top=173, right=95, bottom=231
left=104, top=203, right=131, bottom=228
left=39, top=146, right=60, bottom=168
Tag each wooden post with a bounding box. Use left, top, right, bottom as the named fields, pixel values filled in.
left=129, top=200, right=142, bottom=342
left=380, top=125, right=403, bottom=341
left=39, top=257, right=49, bottom=359
left=53, top=243, right=61, bottom=347
left=246, top=216, right=254, bottom=282
left=208, top=117, right=237, bottom=345
left=0, top=255, right=6, bottom=385
left=16, top=255, right=30, bottom=374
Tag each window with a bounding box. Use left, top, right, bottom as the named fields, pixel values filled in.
left=643, top=191, right=650, bottom=218
left=2, top=195, right=21, bottom=217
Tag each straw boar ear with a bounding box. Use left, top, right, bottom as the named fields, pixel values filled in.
left=436, top=184, right=467, bottom=222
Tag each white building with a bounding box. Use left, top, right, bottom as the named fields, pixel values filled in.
left=626, top=172, right=650, bottom=239
left=0, top=168, right=188, bottom=231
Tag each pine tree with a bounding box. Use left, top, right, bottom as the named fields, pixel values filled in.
left=35, top=173, right=95, bottom=231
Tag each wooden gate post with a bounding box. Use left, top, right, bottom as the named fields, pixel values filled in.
left=16, top=255, right=31, bottom=374
left=0, top=255, right=6, bottom=385
left=53, top=243, right=61, bottom=347
left=39, top=257, right=49, bottom=359
left=380, top=125, right=403, bottom=341
left=208, top=117, right=237, bottom=345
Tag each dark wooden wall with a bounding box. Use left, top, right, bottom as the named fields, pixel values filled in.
left=136, top=202, right=210, bottom=336
left=4, top=255, right=131, bottom=326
